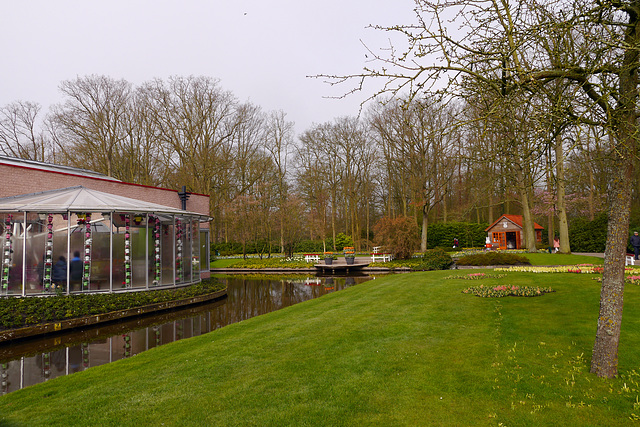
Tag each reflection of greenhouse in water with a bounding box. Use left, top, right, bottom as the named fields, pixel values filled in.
left=0, top=186, right=210, bottom=296
left=0, top=314, right=213, bottom=395
left=0, top=274, right=373, bottom=395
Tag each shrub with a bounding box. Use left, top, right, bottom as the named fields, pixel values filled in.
left=324, top=233, right=354, bottom=252
left=373, top=216, right=420, bottom=259
left=569, top=212, right=608, bottom=252
left=416, top=248, right=453, bottom=270
left=456, top=252, right=530, bottom=266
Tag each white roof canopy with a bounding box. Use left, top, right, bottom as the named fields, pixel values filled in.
left=0, top=186, right=206, bottom=218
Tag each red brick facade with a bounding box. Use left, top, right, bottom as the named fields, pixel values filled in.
left=0, top=163, right=209, bottom=216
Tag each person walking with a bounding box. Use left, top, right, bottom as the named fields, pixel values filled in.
left=553, top=237, right=560, bottom=253
left=631, top=231, right=640, bottom=260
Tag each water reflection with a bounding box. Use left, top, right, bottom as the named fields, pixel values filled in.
left=0, top=273, right=373, bottom=395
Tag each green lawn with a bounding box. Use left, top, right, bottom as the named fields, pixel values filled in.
left=1, top=270, right=639, bottom=425
left=210, top=258, right=243, bottom=268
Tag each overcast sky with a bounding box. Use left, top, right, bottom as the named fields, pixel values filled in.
left=0, top=1, right=416, bottom=134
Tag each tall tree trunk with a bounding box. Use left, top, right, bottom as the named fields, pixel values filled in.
left=591, top=157, right=633, bottom=377
left=280, top=217, right=284, bottom=255
left=421, top=203, right=428, bottom=252
left=516, top=166, right=537, bottom=252
left=591, top=13, right=639, bottom=376
left=555, top=134, right=571, bottom=253
left=588, top=166, right=595, bottom=221
left=366, top=197, right=370, bottom=251
left=443, top=186, right=448, bottom=223
left=546, top=151, right=555, bottom=246
left=488, top=191, right=494, bottom=225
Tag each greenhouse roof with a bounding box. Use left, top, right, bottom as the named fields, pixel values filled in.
left=0, top=186, right=206, bottom=217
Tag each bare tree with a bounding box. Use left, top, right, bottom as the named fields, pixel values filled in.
left=51, top=75, right=131, bottom=176
left=0, top=101, right=49, bottom=161
left=263, top=110, right=295, bottom=253
left=369, top=97, right=456, bottom=251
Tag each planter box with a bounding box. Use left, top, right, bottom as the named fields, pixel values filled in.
left=324, top=257, right=333, bottom=265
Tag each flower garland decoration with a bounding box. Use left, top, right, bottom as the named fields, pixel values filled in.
left=81, top=213, right=92, bottom=290
left=191, top=221, right=199, bottom=274
left=151, top=216, right=161, bottom=286
left=123, top=333, right=132, bottom=357
left=176, top=320, right=183, bottom=340
left=153, top=326, right=160, bottom=346
left=175, top=219, right=183, bottom=283
left=81, top=342, right=89, bottom=368
left=1, top=362, right=8, bottom=394
left=1, top=215, right=13, bottom=292
left=123, top=214, right=131, bottom=288
left=43, top=214, right=54, bottom=292
left=43, top=352, right=51, bottom=379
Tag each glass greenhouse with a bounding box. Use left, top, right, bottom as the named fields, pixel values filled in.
left=0, top=186, right=210, bottom=296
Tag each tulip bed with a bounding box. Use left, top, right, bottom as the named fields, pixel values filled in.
left=497, top=264, right=640, bottom=275
left=444, top=272, right=506, bottom=280
left=462, top=284, right=555, bottom=298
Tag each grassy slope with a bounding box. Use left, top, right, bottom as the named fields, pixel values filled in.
left=1, top=270, right=639, bottom=426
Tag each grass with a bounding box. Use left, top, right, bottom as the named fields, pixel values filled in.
left=1, top=269, right=640, bottom=425
left=211, top=257, right=312, bottom=269
left=210, top=258, right=243, bottom=268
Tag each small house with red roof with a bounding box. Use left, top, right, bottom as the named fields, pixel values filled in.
left=485, top=214, right=543, bottom=250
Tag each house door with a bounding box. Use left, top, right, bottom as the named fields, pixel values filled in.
left=492, top=232, right=506, bottom=250
left=506, top=232, right=518, bottom=249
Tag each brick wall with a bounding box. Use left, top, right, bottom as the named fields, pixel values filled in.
left=0, top=164, right=209, bottom=216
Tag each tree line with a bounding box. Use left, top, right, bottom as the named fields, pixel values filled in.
left=0, top=73, right=628, bottom=255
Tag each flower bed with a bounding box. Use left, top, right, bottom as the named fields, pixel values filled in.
left=444, top=273, right=506, bottom=280
left=463, top=284, right=555, bottom=298
left=496, top=265, right=640, bottom=275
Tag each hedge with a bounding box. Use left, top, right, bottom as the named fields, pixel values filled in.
left=426, top=222, right=489, bottom=249
left=455, top=252, right=530, bottom=266
left=0, top=279, right=225, bottom=331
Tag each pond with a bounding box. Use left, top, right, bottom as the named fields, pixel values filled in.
left=0, top=273, right=375, bottom=395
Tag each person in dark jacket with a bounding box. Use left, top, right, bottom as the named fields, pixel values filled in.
left=52, top=256, right=67, bottom=290
left=70, top=251, right=83, bottom=289
left=631, top=231, right=640, bottom=260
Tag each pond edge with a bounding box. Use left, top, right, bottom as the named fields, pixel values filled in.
left=0, top=289, right=228, bottom=343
